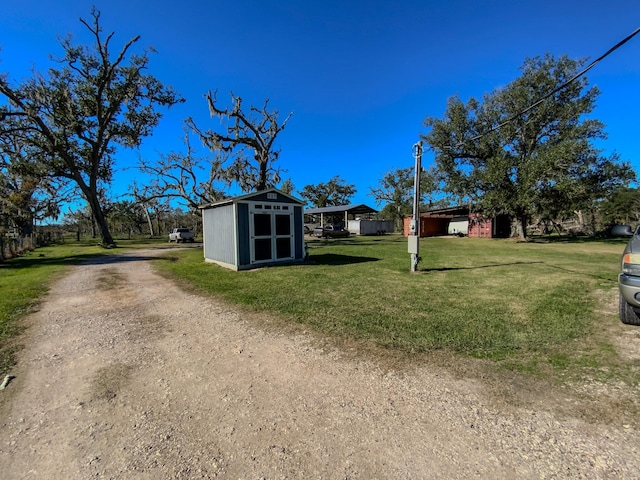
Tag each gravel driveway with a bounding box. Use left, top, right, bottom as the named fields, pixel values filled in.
left=1, top=248, right=639, bottom=479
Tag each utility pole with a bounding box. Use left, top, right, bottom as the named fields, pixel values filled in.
left=409, top=142, right=422, bottom=272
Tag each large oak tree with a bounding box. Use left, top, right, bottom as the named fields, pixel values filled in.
left=300, top=175, right=356, bottom=208
left=422, top=54, right=634, bottom=239
left=0, top=9, right=183, bottom=246
left=0, top=135, right=70, bottom=235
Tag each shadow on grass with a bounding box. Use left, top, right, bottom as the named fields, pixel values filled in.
left=306, top=237, right=403, bottom=247
left=82, top=255, right=164, bottom=265
left=421, top=260, right=543, bottom=272
left=529, top=235, right=631, bottom=245
left=309, top=253, right=381, bottom=266
left=0, top=244, right=198, bottom=270
left=0, top=252, right=106, bottom=270
left=78, top=246, right=201, bottom=265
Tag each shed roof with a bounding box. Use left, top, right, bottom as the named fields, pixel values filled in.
left=304, top=204, right=378, bottom=216
left=199, top=188, right=304, bottom=210
left=420, top=205, right=470, bottom=218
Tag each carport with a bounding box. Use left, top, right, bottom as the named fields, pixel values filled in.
left=304, top=204, right=378, bottom=226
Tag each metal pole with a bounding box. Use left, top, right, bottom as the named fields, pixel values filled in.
left=410, top=142, right=422, bottom=272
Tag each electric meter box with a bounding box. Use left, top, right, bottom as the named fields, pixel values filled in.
left=408, top=235, right=419, bottom=254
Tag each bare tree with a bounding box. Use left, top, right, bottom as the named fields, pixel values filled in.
left=135, top=127, right=229, bottom=211
left=187, top=90, right=293, bottom=192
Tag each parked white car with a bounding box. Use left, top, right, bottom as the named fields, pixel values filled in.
left=168, top=228, right=195, bottom=243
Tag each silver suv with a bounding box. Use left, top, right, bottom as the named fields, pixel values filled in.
left=618, top=225, right=640, bottom=325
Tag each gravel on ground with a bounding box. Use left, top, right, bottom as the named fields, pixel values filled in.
left=1, top=248, right=639, bottom=479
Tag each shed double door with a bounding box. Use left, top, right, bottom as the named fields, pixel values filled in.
left=249, top=203, right=294, bottom=264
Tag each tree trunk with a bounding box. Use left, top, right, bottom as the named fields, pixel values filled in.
left=575, top=210, right=585, bottom=232
left=91, top=214, right=97, bottom=239
left=93, top=203, right=115, bottom=246
left=257, top=157, right=268, bottom=191
left=511, top=214, right=528, bottom=240
left=83, top=188, right=115, bottom=247
left=516, top=215, right=528, bottom=240
left=144, top=206, right=155, bottom=237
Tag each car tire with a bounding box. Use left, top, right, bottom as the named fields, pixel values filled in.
left=619, top=294, right=640, bottom=325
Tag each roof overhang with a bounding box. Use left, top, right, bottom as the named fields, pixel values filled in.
left=304, top=204, right=378, bottom=216
left=199, top=188, right=304, bottom=210
left=420, top=205, right=470, bottom=218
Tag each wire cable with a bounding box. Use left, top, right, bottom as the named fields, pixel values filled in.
left=461, top=26, right=640, bottom=145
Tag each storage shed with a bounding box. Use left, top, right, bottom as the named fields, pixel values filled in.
left=200, top=189, right=305, bottom=271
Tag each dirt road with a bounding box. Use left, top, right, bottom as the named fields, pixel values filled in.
left=1, top=248, right=639, bottom=479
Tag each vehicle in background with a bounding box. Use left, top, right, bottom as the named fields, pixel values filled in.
left=304, top=224, right=318, bottom=235
left=169, top=228, right=195, bottom=243
left=617, top=225, right=640, bottom=325
left=312, top=224, right=350, bottom=238
left=611, top=224, right=634, bottom=237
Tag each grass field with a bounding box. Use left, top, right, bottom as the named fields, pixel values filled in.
left=1, top=234, right=635, bottom=387
left=156, top=234, right=635, bottom=384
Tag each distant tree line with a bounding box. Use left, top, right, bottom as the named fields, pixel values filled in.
left=61, top=201, right=201, bottom=241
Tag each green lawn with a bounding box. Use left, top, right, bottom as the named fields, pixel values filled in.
left=1, top=234, right=635, bottom=386
left=157, top=234, right=634, bottom=382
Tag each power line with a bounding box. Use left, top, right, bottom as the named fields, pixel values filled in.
left=461, top=26, right=640, bottom=145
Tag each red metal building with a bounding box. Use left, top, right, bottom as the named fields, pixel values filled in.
left=403, top=206, right=510, bottom=238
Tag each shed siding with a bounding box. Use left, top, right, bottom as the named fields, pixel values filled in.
left=294, top=205, right=304, bottom=258
left=203, top=204, right=236, bottom=265
left=237, top=203, right=251, bottom=266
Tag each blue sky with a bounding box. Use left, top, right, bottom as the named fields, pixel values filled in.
left=2, top=0, right=640, bottom=209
